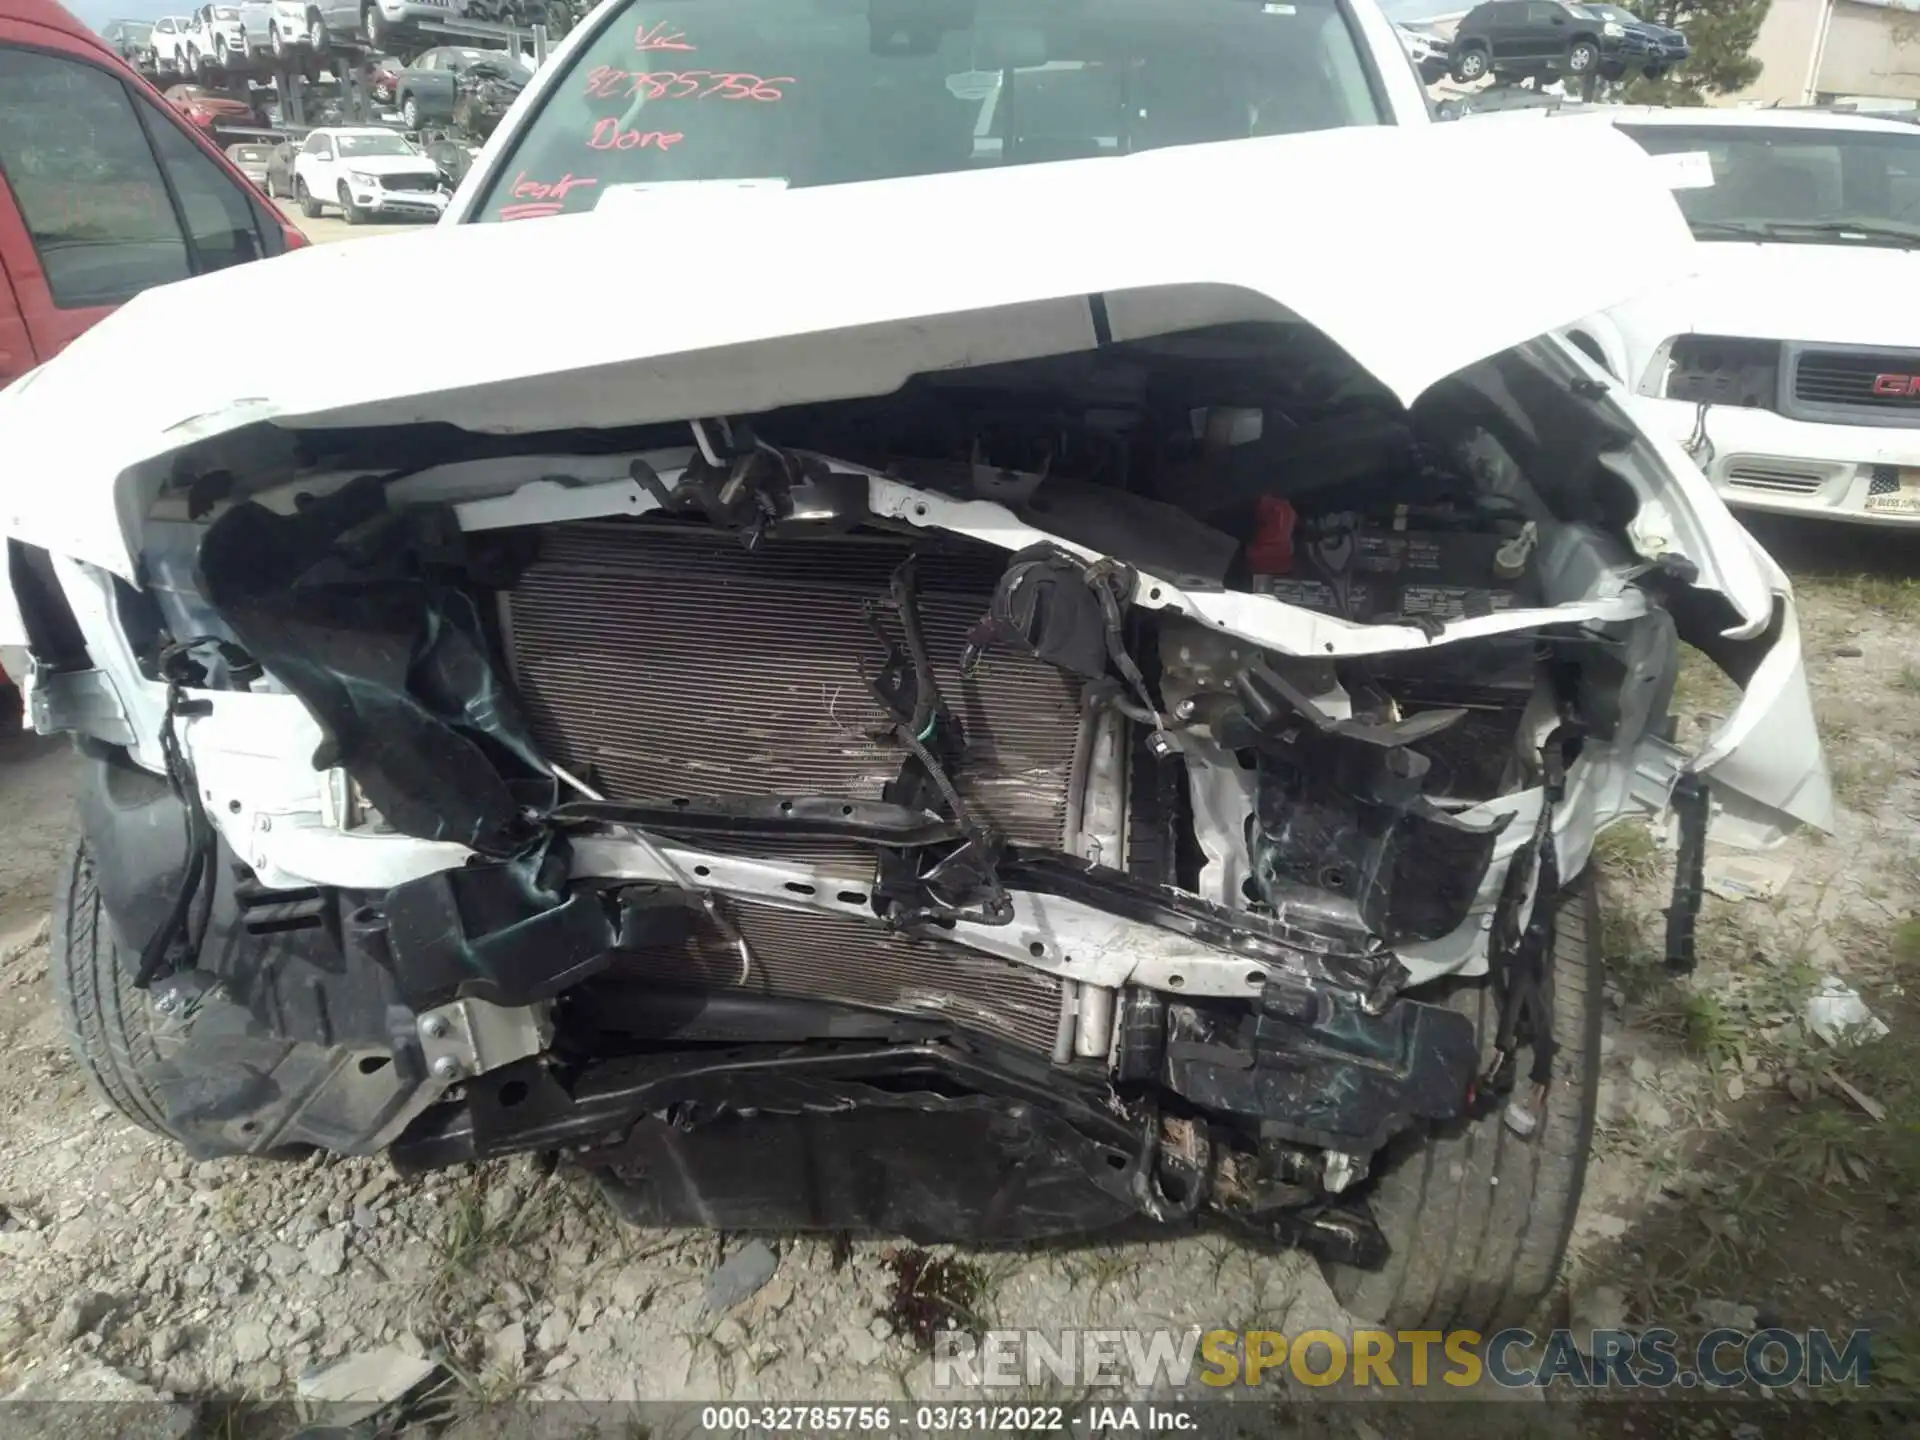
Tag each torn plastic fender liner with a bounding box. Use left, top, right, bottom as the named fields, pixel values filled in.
left=195, top=473, right=546, bottom=857
left=378, top=837, right=615, bottom=1008
left=145, top=968, right=435, bottom=1159
left=77, top=741, right=196, bottom=957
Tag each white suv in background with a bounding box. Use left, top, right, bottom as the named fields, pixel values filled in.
left=1562, top=107, right=1920, bottom=526
left=293, top=127, right=449, bottom=224
left=237, top=0, right=316, bottom=55
left=182, top=3, right=251, bottom=70
left=150, top=13, right=194, bottom=71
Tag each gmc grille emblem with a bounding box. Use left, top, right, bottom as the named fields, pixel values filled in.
left=1873, top=373, right=1920, bottom=397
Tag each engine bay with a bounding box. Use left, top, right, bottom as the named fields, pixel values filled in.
left=51, top=319, right=1711, bottom=1260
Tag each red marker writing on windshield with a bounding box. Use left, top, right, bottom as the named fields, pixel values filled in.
left=510, top=170, right=599, bottom=202
left=635, top=20, right=694, bottom=51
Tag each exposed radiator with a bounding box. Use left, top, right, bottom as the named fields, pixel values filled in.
left=504, top=522, right=1086, bottom=1051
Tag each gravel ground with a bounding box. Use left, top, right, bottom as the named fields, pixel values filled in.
left=0, top=531, right=1914, bottom=1434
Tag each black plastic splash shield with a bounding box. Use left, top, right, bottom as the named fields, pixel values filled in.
left=195, top=474, right=545, bottom=857
left=396, top=1040, right=1147, bottom=1241
left=594, top=1102, right=1140, bottom=1244
left=377, top=838, right=615, bottom=1008
left=1249, top=750, right=1509, bottom=945
left=1160, top=985, right=1479, bottom=1153
left=387, top=1029, right=1395, bottom=1261
left=389, top=1038, right=1136, bottom=1170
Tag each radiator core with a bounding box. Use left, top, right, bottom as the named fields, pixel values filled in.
left=505, top=522, right=1085, bottom=1052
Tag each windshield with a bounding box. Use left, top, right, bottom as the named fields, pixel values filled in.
left=213, top=6, right=239, bottom=17
left=337, top=133, right=416, bottom=156
left=231, top=145, right=270, bottom=161
left=118, top=22, right=155, bottom=40
left=1619, top=123, right=1920, bottom=244
left=474, top=0, right=1386, bottom=223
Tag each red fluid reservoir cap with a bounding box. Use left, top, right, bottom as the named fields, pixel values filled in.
left=1246, top=496, right=1296, bottom=575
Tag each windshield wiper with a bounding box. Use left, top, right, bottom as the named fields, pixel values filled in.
left=1688, top=219, right=1773, bottom=240
left=1692, top=217, right=1920, bottom=247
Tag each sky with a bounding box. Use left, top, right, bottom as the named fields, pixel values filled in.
left=70, top=0, right=189, bottom=29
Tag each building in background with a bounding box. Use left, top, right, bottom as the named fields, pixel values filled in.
left=1736, top=0, right=1920, bottom=106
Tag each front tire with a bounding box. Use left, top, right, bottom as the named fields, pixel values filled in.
left=339, top=182, right=364, bottom=225
left=364, top=3, right=390, bottom=47
left=1326, top=874, right=1603, bottom=1332
left=52, top=838, right=184, bottom=1143
left=1451, top=46, right=1491, bottom=83
left=296, top=175, right=321, bottom=219
left=308, top=8, right=329, bottom=54
left=1567, top=39, right=1600, bottom=74
left=401, top=93, right=421, bottom=128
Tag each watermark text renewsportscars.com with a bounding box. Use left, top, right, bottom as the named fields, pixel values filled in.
left=932, top=1327, right=1875, bottom=1391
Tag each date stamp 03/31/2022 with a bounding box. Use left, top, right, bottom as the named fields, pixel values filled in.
left=695, top=1404, right=1187, bottom=1434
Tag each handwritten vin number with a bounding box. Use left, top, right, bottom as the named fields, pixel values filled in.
left=585, top=67, right=793, bottom=101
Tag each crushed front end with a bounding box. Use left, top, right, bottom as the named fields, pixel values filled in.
left=9, top=316, right=1829, bottom=1271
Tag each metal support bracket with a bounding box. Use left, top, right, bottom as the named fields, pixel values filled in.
left=416, top=998, right=552, bottom=1082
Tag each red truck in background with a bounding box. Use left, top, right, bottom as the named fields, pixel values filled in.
left=0, top=0, right=306, bottom=388
left=0, top=0, right=308, bottom=732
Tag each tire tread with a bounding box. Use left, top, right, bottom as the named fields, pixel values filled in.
left=51, top=840, right=176, bottom=1138
left=1329, top=875, right=1603, bottom=1331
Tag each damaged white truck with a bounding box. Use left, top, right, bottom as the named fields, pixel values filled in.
left=0, top=0, right=1830, bottom=1334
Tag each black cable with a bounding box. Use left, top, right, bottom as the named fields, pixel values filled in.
left=1475, top=727, right=1574, bottom=1110
left=133, top=641, right=222, bottom=991
left=1085, top=559, right=1175, bottom=754
left=1684, top=401, right=1716, bottom=468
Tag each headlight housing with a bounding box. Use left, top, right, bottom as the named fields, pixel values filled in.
left=1603, top=21, right=1625, bottom=35
left=347, top=170, right=381, bottom=188
left=1663, top=335, right=1782, bottom=410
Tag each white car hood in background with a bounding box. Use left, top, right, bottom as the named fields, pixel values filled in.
left=0, top=117, right=1696, bottom=580
left=1681, top=242, right=1920, bottom=346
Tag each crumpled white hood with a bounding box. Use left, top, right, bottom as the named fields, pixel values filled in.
left=0, top=117, right=1696, bottom=579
